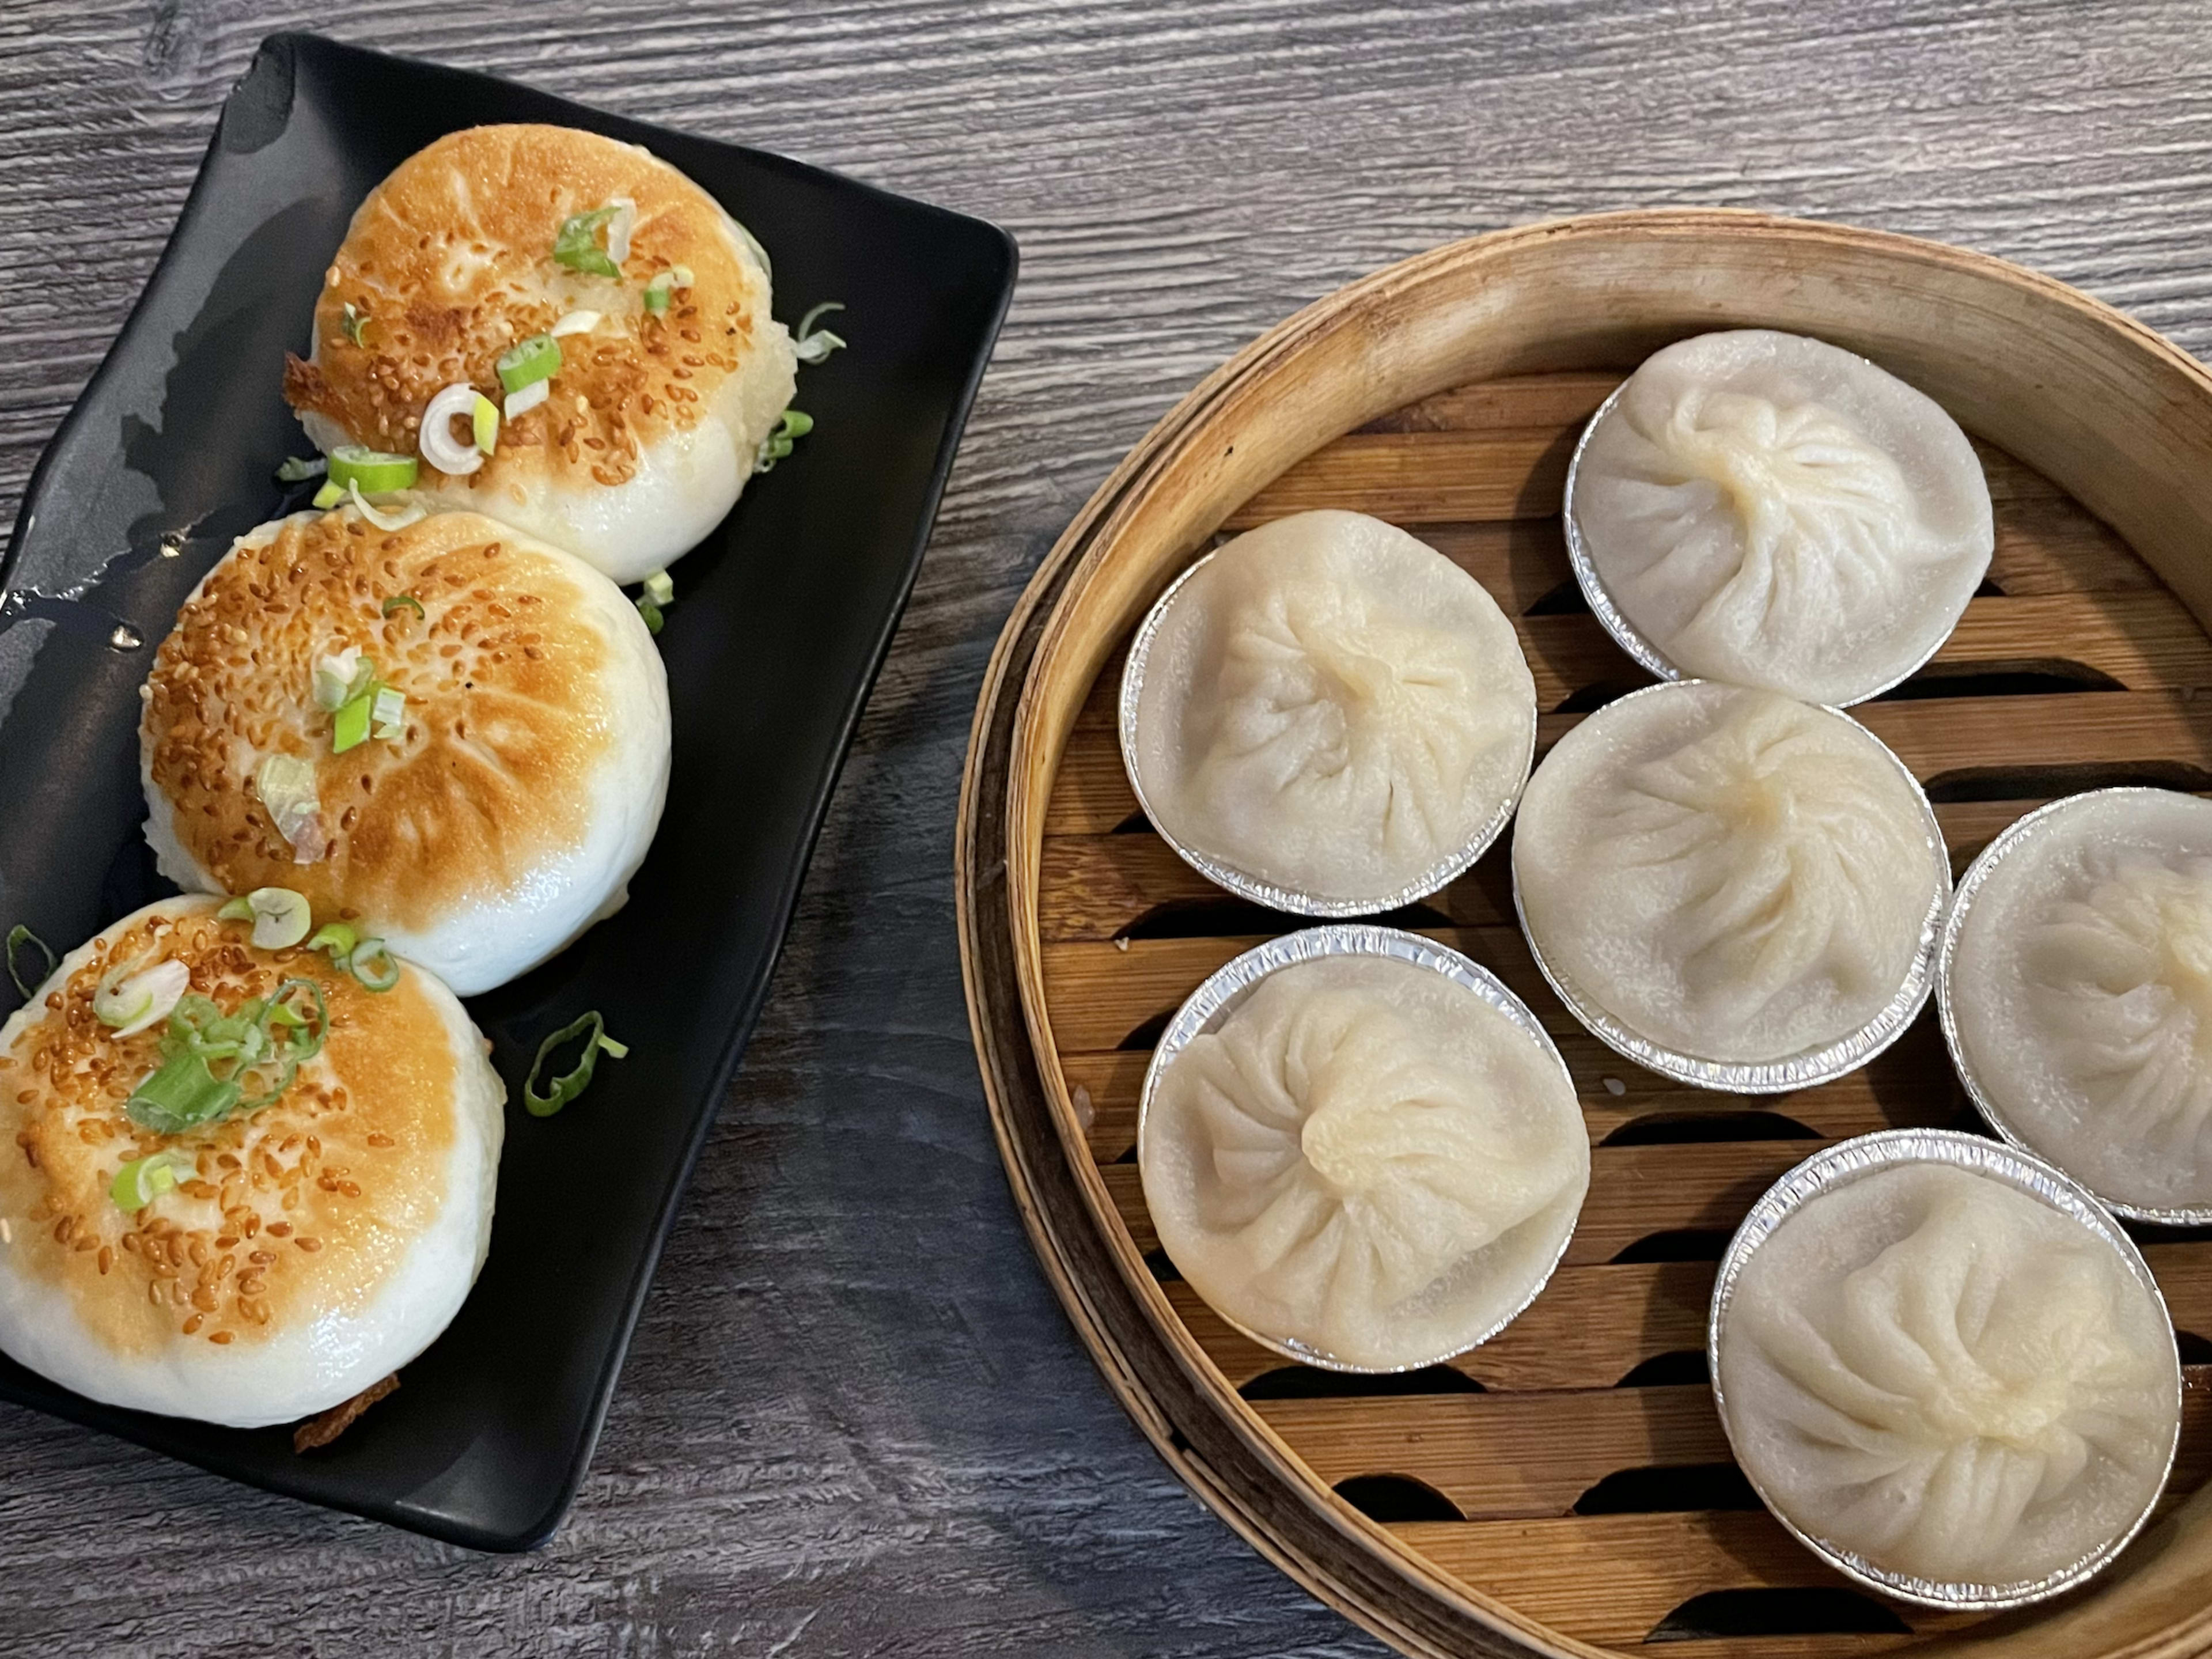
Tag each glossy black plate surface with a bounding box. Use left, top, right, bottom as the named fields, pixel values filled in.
left=0, top=32, right=1014, bottom=1550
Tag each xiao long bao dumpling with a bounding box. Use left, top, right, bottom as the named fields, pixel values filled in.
left=283, top=123, right=798, bottom=584
left=141, top=505, right=670, bottom=996
left=1715, top=1153, right=2179, bottom=1597
left=1567, top=329, right=1994, bottom=706
left=1139, top=937, right=1588, bottom=1372
left=0, top=897, right=505, bottom=1427
left=1124, top=510, right=1538, bottom=913
left=1945, top=789, right=2212, bottom=1217
left=1513, top=680, right=1946, bottom=1082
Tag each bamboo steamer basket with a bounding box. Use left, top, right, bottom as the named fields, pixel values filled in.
left=956, top=208, right=2212, bottom=1659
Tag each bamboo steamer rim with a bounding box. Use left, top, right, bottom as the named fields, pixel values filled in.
left=956, top=206, right=2212, bottom=1659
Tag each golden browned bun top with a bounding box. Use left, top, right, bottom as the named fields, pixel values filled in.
left=0, top=903, right=456, bottom=1355
left=283, top=123, right=772, bottom=495
left=143, top=509, right=613, bottom=931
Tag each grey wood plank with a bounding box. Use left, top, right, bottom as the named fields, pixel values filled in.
left=2, top=1, right=2212, bottom=1654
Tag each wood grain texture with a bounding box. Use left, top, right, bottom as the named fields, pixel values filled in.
left=9, top=3, right=2212, bottom=1656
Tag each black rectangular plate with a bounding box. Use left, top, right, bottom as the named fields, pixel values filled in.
left=0, top=33, right=1014, bottom=1550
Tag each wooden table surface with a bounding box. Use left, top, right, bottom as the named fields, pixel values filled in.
left=5, top=2, right=2212, bottom=1654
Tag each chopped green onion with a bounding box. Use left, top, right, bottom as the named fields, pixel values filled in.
left=371, top=686, right=407, bottom=740
left=382, top=594, right=425, bottom=618
left=340, top=302, right=370, bottom=347
left=347, top=938, right=400, bottom=993
left=643, top=267, right=692, bottom=316
left=6, top=926, right=55, bottom=1001
left=604, top=199, right=637, bottom=263
left=754, top=408, right=814, bottom=474
left=128, top=1050, right=240, bottom=1133
left=239, top=888, right=312, bottom=950
left=94, top=959, right=190, bottom=1037
left=348, top=480, right=423, bottom=532
left=793, top=300, right=847, bottom=365
left=126, top=975, right=327, bottom=1133
left=497, top=332, right=562, bottom=394
left=550, top=310, right=601, bottom=338
left=110, top=1149, right=190, bottom=1213
left=419, top=383, right=486, bottom=477
left=327, top=446, right=419, bottom=494
left=523, top=1011, right=627, bottom=1116
left=505, top=380, right=550, bottom=421
left=641, top=569, right=675, bottom=608
left=332, top=690, right=374, bottom=754
left=275, top=455, right=327, bottom=483
left=313, top=481, right=346, bottom=510
left=94, top=971, right=151, bottom=1029
left=217, top=896, right=253, bottom=923
left=473, top=393, right=500, bottom=456
left=307, top=922, right=358, bottom=961
left=552, top=205, right=623, bottom=278
left=635, top=598, right=664, bottom=635
left=255, top=753, right=324, bottom=862
left=313, top=647, right=368, bottom=712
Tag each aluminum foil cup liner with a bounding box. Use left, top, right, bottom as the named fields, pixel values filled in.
left=1117, top=551, right=1530, bottom=918
left=1137, top=923, right=1580, bottom=1373
left=1938, top=786, right=2212, bottom=1226
left=1511, top=679, right=1949, bottom=1093
left=1562, top=378, right=1956, bottom=709
left=1708, top=1128, right=2182, bottom=1611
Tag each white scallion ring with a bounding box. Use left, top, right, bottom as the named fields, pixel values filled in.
left=418, top=382, right=487, bottom=476
left=504, top=378, right=551, bottom=421
left=605, top=198, right=637, bottom=266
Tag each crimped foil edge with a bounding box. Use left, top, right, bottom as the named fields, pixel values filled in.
left=1116, top=547, right=1531, bottom=919
left=1706, top=1127, right=2183, bottom=1611
left=1510, top=679, right=1950, bottom=1094
left=1937, top=786, right=2212, bottom=1226
left=1135, top=923, right=1580, bottom=1374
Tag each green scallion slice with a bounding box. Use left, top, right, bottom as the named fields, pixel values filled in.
left=332, top=690, right=375, bottom=754
left=313, top=480, right=346, bottom=510
left=552, top=206, right=622, bottom=278
left=523, top=1011, right=627, bottom=1116
left=347, top=938, right=400, bottom=993
left=793, top=300, right=847, bottom=365
left=110, top=1149, right=188, bottom=1214
left=340, top=302, right=370, bottom=347
left=635, top=597, right=664, bottom=635
left=275, top=455, right=327, bottom=483
left=642, top=569, right=675, bottom=608
left=6, top=925, right=55, bottom=1001
left=313, top=647, right=369, bottom=713
left=94, top=959, right=190, bottom=1036
left=382, top=594, right=425, bottom=618
left=371, top=686, right=407, bottom=740
left=217, top=896, right=254, bottom=923
left=643, top=274, right=673, bottom=316
left=127, top=1048, right=241, bottom=1134
left=473, top=393, right=500, bottom=456
left=242, top=888, right=312, bottom=950
left=327, top=446, right=418, bottom=494
left=307, top=921, right=358, bottom=962
left=754, top=408, right=814, bottom=474
left=497, top=332, right=562, bottom=394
